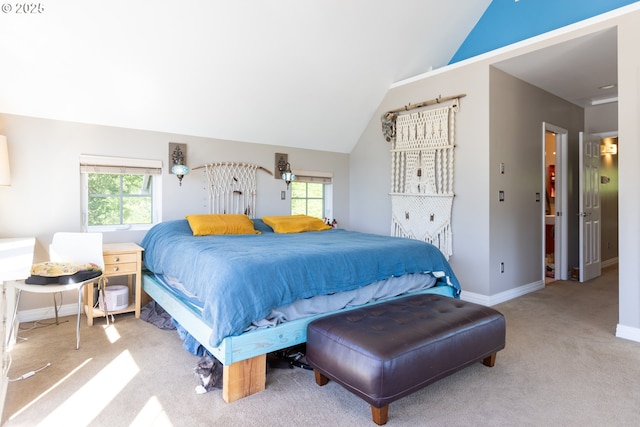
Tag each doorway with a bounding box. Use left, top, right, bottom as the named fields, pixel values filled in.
left=542, top=123, right=568, bottom=282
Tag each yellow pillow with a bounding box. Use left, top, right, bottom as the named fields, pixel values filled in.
left=262, top=215, right=332, bottom=234
left=185, top=214, right=260, bottom=236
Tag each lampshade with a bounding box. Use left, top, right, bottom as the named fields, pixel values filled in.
left=171, top=164, right=190, bottom=176
left=281, top=162, right=295, bottom=189
left=170, top=143, right=189, bottom=186
left=0, top=135, right=10, bottom=187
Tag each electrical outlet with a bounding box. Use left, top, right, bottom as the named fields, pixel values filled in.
left=499, top=162, right=505, bottom=174
left=500, top=262, right=505, bottom=273
left=499, top=191, right=505, bottom=202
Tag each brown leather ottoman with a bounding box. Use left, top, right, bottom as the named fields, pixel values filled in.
left=306, top=294, right=506, bottom=425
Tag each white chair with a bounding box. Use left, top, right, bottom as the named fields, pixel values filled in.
left=7, top=232, right=104, bottom=350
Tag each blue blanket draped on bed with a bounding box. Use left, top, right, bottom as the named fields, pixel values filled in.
left=141, top=219, right=461, bottom=347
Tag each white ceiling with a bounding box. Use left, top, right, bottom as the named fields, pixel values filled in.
left=0, top=1, right=491, bottom=153
left=492, top=27, right=618, bottom=108
left=0, top=1, right=618, bottom=154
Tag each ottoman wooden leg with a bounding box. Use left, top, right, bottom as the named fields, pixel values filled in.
left=371, top=405, right=389, bottom=425
left=482, top=353, right=497, bottom=367
left=314, top=370, right=329, bottom=386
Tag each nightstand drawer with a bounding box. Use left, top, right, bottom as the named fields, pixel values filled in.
left=103, top=253, right=138, bottom=265
left=104, top=262, right=138, bottom=275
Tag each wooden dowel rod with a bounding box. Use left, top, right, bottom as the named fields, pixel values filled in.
left=192, top=163, right=273, bottom=176
left=385, top=94, right=466, bottom=115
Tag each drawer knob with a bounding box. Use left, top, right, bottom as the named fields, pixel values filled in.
left=114, top=257, right=120, bottom=262
left=113, top=266, right=119, bottom=272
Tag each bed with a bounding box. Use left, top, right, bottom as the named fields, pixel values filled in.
left=140, top=215, right=461, bottom=402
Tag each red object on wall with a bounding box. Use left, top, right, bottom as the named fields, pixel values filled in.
left=545, top=224, right=555, bottom=254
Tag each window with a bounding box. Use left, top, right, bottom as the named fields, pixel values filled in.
left=80, top=155, right=162, bottom=231
left=291, top=182, right=324, bottom=218
left=289, top=171, right=333, bottom=220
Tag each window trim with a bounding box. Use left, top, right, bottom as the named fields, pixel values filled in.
left=80, top=155, right=163, bottom=232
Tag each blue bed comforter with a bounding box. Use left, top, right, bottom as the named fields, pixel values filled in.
left=141, top=219, right=461, bottom=347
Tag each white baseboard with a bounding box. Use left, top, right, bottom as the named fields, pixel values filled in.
left=460, top=280, right=545, bottom=306
left=601, top=257, right=619, bottom=268
left=615, top=324, right=640, bottom=343
left=17, top=303, right=79, bottom=323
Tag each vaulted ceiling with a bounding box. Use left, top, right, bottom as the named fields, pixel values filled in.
left=0, top=1, right=625, bottom=153
left=0, top=1, right=491, bottom=153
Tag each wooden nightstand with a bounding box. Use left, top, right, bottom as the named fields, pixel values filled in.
left=84, top=242, right=144, bottom=326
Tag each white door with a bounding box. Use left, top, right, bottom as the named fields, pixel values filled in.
left=579, top=132, right=601, bottom=282
left=543, top=123, right=568, bottom=281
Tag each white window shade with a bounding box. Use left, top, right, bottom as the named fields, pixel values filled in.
left=293, top=170, right=333, bottom=184
left=80, top=155, right=162, bottom=175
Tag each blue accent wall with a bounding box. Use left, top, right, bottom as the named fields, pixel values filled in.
left=450, top=0, right=640, bottom=64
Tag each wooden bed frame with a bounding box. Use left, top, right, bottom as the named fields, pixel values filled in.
left=142, top=271, right=458, bottom=403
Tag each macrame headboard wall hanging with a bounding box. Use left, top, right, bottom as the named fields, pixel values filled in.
left=193, top=162, right=272, bottom=216
left=382, top=94, right=465, bottom=259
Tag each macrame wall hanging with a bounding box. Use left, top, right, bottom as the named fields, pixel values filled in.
left=382, top=94, right=464, bottom=259
left=193, top=162, right=272, bottom=216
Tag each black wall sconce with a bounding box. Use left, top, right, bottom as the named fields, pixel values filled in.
left=170, top=143, right=189, bottom=186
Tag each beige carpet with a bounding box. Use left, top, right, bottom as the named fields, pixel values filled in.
left=3, top=265, right=640, bottom=426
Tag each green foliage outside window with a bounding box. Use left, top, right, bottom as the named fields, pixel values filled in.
left=87, top=173, right=152, bottom=226
left=291, top=182, right=324, bottom=218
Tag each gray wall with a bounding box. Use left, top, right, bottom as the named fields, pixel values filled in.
left=585, top=102, right=617, bottom=134
left=0, top=113, right=349, bottom=312
left=350, top=62, right=491, bottom=298
left=489, top=67, right=584, bottom=292
left=349, top=62, right=584, bottom=301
